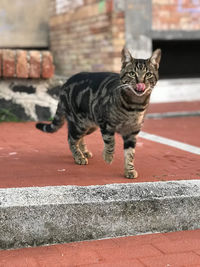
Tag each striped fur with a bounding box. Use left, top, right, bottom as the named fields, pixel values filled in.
left=36, top=47, right=161, bottom=178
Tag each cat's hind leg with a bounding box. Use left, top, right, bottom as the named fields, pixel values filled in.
left=79, top=138, right=93, bottom=159
left=68, top=122, right=89, bottom=165
left=100, top=127, right=115, bottom=164
left=79, top=126, right=97, bottom=158
left=68, top=136, right=88, bottom=165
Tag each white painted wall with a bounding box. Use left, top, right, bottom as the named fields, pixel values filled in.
left=151, top=78, right=200, bottom=103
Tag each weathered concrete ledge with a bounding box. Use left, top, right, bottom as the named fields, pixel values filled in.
left=1, top=180, right=200, bottom=250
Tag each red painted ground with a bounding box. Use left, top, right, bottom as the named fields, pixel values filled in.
left=144, top=117, right=200, bottom=147
left=0, top=121, right=199, bottom=188
left=147, top=100, right=200, bottom=113
left=1, top=230, right=200, bottom=266
left=0, top=101, right=199, bottom=188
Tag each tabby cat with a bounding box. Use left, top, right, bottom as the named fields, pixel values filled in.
left=36, top=47, right=161, bottom=179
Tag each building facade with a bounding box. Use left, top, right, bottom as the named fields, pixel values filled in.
left=49, top=0, right=200, bottom=77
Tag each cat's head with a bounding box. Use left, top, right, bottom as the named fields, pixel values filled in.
left=120, top=47, right=161, bottom=96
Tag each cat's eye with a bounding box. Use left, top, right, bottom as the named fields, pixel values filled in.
left=146, top=72, right=152, bottom=78
left=129, top=71, right=136, bottom=77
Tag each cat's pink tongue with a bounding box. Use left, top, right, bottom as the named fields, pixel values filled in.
left=136, top=83, right=146, bottom=92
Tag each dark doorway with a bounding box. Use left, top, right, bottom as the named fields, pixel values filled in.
left=153, top=40, right=200, bottom=79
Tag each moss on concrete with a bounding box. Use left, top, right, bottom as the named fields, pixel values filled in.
left=0, top=109, right=21, bottom=122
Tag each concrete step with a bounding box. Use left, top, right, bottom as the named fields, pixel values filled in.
left=1, top=180, right=200, bottom=249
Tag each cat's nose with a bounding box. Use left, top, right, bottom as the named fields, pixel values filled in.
left=136, top=83, right=146, bottom=92
left=136, top=76, right=144, bottom=84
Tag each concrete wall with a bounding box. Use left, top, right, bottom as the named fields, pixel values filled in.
left=125, top=0, right=152, bottom=58
left=0, top=0, right=49, bottom=48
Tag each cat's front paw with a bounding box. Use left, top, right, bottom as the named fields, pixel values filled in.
left=74, top=156, right=88, bottom=165
left=124, top=170, right=138, bottom=179
left=83, top=151, right=93, bottom=159
left=103, top=151, right=113, bottom=164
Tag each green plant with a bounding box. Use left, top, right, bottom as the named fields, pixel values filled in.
left=0, top=109, right=21, bottom=122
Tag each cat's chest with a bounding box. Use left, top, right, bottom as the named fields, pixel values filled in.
left=115, top=111, right=145, bottom=135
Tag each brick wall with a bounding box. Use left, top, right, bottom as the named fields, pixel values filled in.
left=152, top=0, right=200, bottom=30
left=0, top=50, right=55, bottom=79
left=49, top=0, right=125, bottom=77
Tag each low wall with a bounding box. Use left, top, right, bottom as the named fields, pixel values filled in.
left=0, top=49, right=54, bottom=79
left=0, top=49, right=65, bottom=122
left=0, top=76, right=66, bottom=122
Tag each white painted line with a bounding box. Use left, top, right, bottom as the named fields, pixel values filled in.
left=139, top=131, right=200, bottom=155
left=146, top=111, right=200, bottom=119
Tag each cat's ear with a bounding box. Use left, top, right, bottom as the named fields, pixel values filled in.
left=150, top=49, right=161, bottom=70
left=121, top=47, right=133, bottom=64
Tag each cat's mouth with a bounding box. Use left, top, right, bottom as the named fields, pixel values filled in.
left=123, top=83, right=151, bottom=96
left=133, top=83, right=148, bottom=96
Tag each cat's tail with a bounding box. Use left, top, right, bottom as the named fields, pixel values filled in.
left=36, top=103, right=65, bottom=133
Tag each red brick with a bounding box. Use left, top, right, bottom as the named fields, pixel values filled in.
left=0, top=248, right=25, bottom=259
left=71, top=238, right=119, bottom=249
left=106, top=0, right=114, bottom=13
left=153, top=238, right=200, bottom=254
left=113, top=233, right=169, bottom=248
left=95, top=245, right=162, bottom=262
left=86, top=259, right=145, bottom=267
left=0, top=255, right=38, bottom=267
left=165, top=229, right=200, bottom=241
left=152, top=1, right=200, bottom=31
left=16, top=50, right=29, bottom=78
left=140, top=252, right=200, bottom=267
left=47, top=246, right=101, bottom=266
left=195, top=250, right=200, bottom=256
left=42, top=51, right=55, bottom=78
left=34, top=254, right=72, bottom=267
left=84, top=0, right=97, bottom=5
left=2, top=230, right=200, bottom=266
left=29, top=50, right=41, bottom=78
left=90, top=25, right=110, bottom=34
left=3, top=49, right=16, bottom=77
left=21, top=244, right=59, bottom=258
